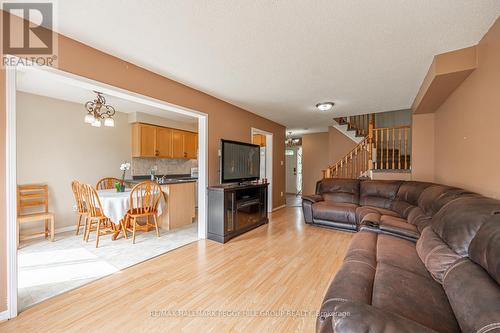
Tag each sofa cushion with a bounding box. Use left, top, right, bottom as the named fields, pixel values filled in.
left=316, top=178, right=360, bottom=204
left=443, top=256, right=500, bottom=333
left=391, top=181, right=433, bottom=218
left=379, top=215, right=420, bottom=240
left=418, top=185, right=476, bottom=217
left=312, top=201, right=357, bottom=224
left=359, top=180, right=402, bottom=209
left=431, top=196, right=500, bottom=256
left=468, top=218, right=500, bottom=284
left=376, top=234, right=429, bottom=278
left=416, top=227, right=462, bottom=284
left=356, top=205, right=399, bottom=222
left=372, top=263, right=460, bottom=333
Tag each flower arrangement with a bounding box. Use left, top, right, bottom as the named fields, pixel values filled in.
left=115, top=162, right=131, bottom=192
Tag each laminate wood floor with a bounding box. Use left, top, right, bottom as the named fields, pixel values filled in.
left=0, top=207, right=353, bottom=333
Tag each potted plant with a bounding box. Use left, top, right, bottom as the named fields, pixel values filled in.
left=115, top=162, right=130, bottom=192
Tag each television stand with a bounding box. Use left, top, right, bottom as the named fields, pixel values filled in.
left=207, top=183, right=269, bottom=243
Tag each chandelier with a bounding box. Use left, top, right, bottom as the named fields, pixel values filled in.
left=84, top=92, right=116, bottom=127
left=285, top=132, right=301, bottom=147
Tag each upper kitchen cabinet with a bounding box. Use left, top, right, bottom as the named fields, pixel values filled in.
left=184, top=131, right=198, bottom=159
left=132, top=123, right=197, bottom=159
left=156, top=127, right=173, bottom=157
left=132, top=123, right=156, bottom=157
left=172, top=129, right=198, bottom=159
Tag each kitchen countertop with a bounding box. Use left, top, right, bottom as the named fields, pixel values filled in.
left=126, top=174, right=197, bottom=185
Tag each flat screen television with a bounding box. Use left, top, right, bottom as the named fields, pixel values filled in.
left=220, top=139, right=260, bottom=184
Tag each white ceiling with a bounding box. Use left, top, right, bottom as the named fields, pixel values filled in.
left=16, top=67, right=198, bottom=124
left=51, top=1, right=500, bottom=134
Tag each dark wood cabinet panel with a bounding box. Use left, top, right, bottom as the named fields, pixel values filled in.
left=208, top=183, right=268, bottom=243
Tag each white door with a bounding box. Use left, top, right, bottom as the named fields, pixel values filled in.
left=285, top=149, right=297, bottom=194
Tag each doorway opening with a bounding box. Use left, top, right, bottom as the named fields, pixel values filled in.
left=285, top=146, right=302, bottom=207
left=5, top=63, right=209, bottom=318
left=251, top=128, right=273, bottom=212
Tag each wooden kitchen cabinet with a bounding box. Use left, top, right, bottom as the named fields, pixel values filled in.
left=132, top=123, right=197, bottom=159
left=184, top=132, right=198, bottom=159
left=171, top=129, right=185, bottom=158
left=132, top=123, right=156, bottom=157
left=156, top=127, right=172, bottom=157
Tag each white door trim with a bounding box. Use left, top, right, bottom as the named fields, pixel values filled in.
left=251, top=128, right=273, bottom=212
left=5, top=61, right=209, bottom=318
left=5, top=65, right=18, bottom=319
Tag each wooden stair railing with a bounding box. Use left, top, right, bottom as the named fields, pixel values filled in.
left=372, top=125, right=411, bottom=170
left=322, top=121, right=412, bottom=179
left=334, top=113, right=375, bottom=138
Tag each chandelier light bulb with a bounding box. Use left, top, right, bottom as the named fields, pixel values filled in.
left=91, top=119, right=102, bottom=127
left=104, top=118, right=115, bottom=127
left=84, top=113, right=95, bottom=124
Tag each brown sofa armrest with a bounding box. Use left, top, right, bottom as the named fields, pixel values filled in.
left=301, top=195, right=323, bottom=224
left=302, top=194, right=323, bottom=203
left=318, top=300, right=439, bottom=333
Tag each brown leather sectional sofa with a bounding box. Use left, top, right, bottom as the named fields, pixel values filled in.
left=302, top=179, right=500, bottom=333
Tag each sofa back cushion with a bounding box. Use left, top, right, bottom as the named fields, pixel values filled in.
left=316, top=178, right=360, bottom=204
left=359, top=180, right=402, bottom=209
left=391, top=181, right=433, bottom=218
left=416, top=227, right=462, bottom=283
left=417, top=185, right=475, bottom=217
left=416, top=208, right=500, bottom=333
left=441, top=217, right=500, bottom=333
left=431, top=196, right=500, bottom=256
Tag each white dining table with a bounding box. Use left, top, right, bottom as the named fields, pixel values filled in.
left=97, top=188, right=165, bottom=227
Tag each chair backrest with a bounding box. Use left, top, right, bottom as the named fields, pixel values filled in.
left=96, top=177, right=121, bottom=190
left=71, top=180, right=86, bottom=213
left=80, top=183, right=104, bottom=218
left=129, top=181, right=162, bottom=214
left=17, top=184, right=49, bottom=217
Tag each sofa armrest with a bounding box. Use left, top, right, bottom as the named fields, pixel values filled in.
left=301, top=195, right=323, bottom=224
left=317, top=300, right=439, bottom=333
left=302, top=194, right=323, bottom=204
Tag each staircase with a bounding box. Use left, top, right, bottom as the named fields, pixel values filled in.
left=323, top=114, right=411, bottom=179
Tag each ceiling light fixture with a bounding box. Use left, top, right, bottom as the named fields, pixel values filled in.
left=84, top=91, right=116, bottom=127
left=285, top=131, right=301, bottom=147
left=315, top=102, right=335, bottom=111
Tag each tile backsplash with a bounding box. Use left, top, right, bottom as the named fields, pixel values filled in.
left=132, top=157, right=198, bottom=176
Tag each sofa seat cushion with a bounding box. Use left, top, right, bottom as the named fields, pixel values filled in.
left=318, top=231, right=460, bottom=333
left=356, top=206, right=400, bottom=224
left=372, top=263, right=460, bottom=333
left=376, top=234, right=429, bottom=278
left=379, top=215, right=420, bottom=240
left=312, top=202, right=358, bottom=224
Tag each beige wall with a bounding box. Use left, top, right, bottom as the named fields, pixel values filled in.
left=0, top=13, right=286, bottom=312
left=0, top=68, right=6, bottom=312
left=432, top=18, right=500, bottom=198
left=411, top=113, right=435, bottom=182
left=302, top=127, right=357, bottom=195
left=17, top=92, right=132, bottom=233
left=302, top=132, right=329, bottom=195
left=328, top=126, right=357, bottom=165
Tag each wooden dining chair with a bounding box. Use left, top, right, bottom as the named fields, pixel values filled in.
left=17, top=184, right=55, bottom=248
left=71, top=180, right=89, bottom=237
left=96, top=177, right=121, bottom=190
left=80, top=183, right=116, bottom=248
left=123, top=181, right=162, bottom=244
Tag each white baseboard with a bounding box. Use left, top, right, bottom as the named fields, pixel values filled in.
left=20, top=225, right=76, bottom=241
left=272, top=205, right=286, bottom=212
left=0, top=310, right=10, bottom=321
